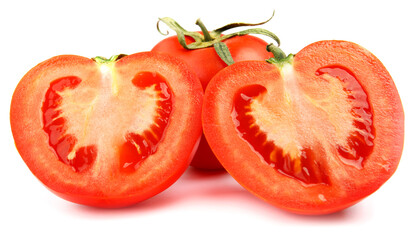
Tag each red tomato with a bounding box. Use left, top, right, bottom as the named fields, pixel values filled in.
left=10, top=52, right=203, bottom=207
left=202, top=40, right=404, bottom=214
left=152, top=35, right=274, bottom=170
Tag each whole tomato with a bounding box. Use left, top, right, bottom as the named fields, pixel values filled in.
left=152, top=15, right=278, bottom=170
left=153, top=34, right=273, bottom=90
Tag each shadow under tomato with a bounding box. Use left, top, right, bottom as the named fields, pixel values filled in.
left=132, top=167, right=251, bottom=210
left=69, top=167, right=370, bottom=223
left=69, top=168, right=247, bottom=215
left=276, top=204, right=370, bottom=225
left=64, top=169, right=209, bottom=208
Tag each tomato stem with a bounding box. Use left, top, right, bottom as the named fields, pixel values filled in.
left=266, top=44, right=294, bottom=67
left=156, top=11, right=281, bottom=50
left=212, top=10, right=275, bottom=35
left=266, top=43, right=286, bottom=60
left=92, top=54, right=127, bottom=64
left=195, top=19, right=213, bottom=41
left=265, top=43, right=295, bottom=67
left=157, top=12, right=281, bottom=67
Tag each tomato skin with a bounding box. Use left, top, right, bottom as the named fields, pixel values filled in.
left=202, top=40, right=404, bottom=214
left=152, top=34, right=273, bottom=170
left=11, top=52, right=203, bottom=208
left=152, top=34, right=273, bottom=90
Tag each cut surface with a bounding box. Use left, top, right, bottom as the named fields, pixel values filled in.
left=316, top=66, right=374, bottom=169
left=42, top=76, right=97, bottom=172
left=120, top=72, right=173, bottom=172
left=42, top=70, right=173, bottom=173
left=231, top=64, right=374, bottom=185
left=203, top=40, right=404, bottom=214
left=11, top=53, right=203, bottom=207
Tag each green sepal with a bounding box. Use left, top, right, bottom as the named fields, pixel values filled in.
left=157, top=17, right=204, bottom=50
left=266, top=53, right=294, bottom=68
left=156, top=11, right=280, bottom=50
left=214, top=42, right=235, bottom=65
left=211, top=10, right=275, bottom=35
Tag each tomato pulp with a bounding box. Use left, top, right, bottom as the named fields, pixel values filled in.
left=153, top=34, right=273, bottom=170
left=11, top=52, right=203, bottom=207
left=202, top=40, right=404, bottom=214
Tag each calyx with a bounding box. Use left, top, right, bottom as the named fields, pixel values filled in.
left=157, top=11, right=282, bottom=65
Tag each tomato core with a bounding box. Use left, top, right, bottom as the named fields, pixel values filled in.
left=119, top=72, right=173, bottom=172
left=43, top=76, right=97, bottom=172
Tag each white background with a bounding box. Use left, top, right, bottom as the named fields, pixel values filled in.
left=1, top=0, right=412, bottom=239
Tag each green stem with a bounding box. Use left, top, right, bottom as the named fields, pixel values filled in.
left=92, top=54, right=127, bottom=64
left=266, top=43, right=286, bottom=60
left=265, top=43, right=294, bottom=67
left=195, top=19, right=213, bottom=41
left=157, top=11, right=280, bottom=50
left=157, top=12, right=283, bottom=67
left=212, top=10, right=275, bottom=34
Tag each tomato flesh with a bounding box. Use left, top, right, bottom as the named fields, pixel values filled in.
left=11, top=52, right=203, bottom=207
left=232, top=84, right=330, bottom=185
left=231, top=64, right=375, bottom=186
left=43, top=76, right=97, bottom=172
left=42, top=72, right=175, bottom=174
left=120, top=72, right=173, bottom=173
left=316, top=66, right=375, bottom=168
left=202, top=40, right=404, bottom=214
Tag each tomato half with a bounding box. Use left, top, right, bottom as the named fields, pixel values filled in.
left=202, top=40, right=404, bottom=214
left=152, top=35, right=273, bottom=170
left=10, top=52, right=203, bottom=207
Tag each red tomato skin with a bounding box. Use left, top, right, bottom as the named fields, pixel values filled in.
left=202, top=40, right=404, bottom=214
left=189, top=134, right=223, bottom=170
left=152, top=34, right=273, bottom=170
left=152, top=34, right=273, bottom=90
left=11, top=52, right=203, bottom=208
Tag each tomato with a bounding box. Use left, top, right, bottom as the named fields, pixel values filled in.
left=152, top=34, right=274, bottom=90
left=10, top=52, right=203, bottom=208
left=153, top=34, right=273, bottom=170
left=202, top=40, right=404, bottom=214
